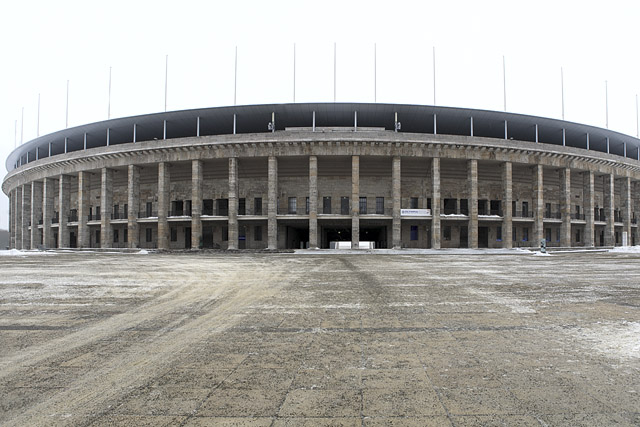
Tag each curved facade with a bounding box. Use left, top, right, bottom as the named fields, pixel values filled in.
left=3, top=102, right=640, bottom=250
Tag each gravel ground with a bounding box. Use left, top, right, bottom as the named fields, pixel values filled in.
left=0, top=249, right=638, bottom=426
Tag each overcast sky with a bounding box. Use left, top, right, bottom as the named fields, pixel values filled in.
left=1, top=0, right=639, bottom=231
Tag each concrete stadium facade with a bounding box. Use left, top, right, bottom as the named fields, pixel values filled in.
left=4, top=102, right=640, bottom=250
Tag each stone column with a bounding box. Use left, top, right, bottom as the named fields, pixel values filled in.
left=8, top=189, right=14, bottom=249
left=392, top=156, right=401, bottom=249
left=468, top=159, right=478, bottom=249
left=15, top=187, right=22, bottom=249
left=604, top=174, right=615, bottom=246
left=191, top=160, right=203, bottom=250
left=157, top=162, right=170, bottom=250
left=583, top=171, right=595, bottom=247
left=58, top=175, right=70, bottom=248
left=267, top=156, right=278, bottom=250
left=21, top=184, right=31, bottom=249
left=42, top=178, right=55, bottom=248
left=431, top=158, right=441, bottom=249
left=31, top=181, right=43, bottom=249
left=502, top=162, right=513, bottom=249
left=533, top=164, right=544, bottom=245
left=77, top=171, right=90, bottom=248
left=309, top=155, right=318, bottom=249
left=351, top=155, right=360, bottom=249
left=100, top=168, right=114, bottom=248
left=622, top=176, right=632, bottom=246
left=228, top=157, right=238, bottom=250
left=127, top=165, right=140, bottom=249
left=560, top=168, right=572, bottom=247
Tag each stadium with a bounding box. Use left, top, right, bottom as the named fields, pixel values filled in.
left=3, top=102, right=640, bottom=251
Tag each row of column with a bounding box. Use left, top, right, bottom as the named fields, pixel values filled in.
left=7, top=158, right=635, bottom=250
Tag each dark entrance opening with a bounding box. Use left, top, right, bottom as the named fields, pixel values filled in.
left=69, top=232, right=77, bottom=248
left=203, top=226, right=214, bottom=248
left=478, top=226, right=489, bottom=248
left=360, top=227, right=388, bottom=249
left=239, top=226, right=247, bottom=249
left=322, top=227, right=352, bottom=248
left=599, top=230, right=605, bottom=246
left=185, top=227, right=191, bottom=249
left=53, top=232, right=58, bottom=249
left=460, top=226, right=468, bottom=248
left=286, top=226, right=309, bottom=249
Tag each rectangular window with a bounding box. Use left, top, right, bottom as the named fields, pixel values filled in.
left=376, top=197, right=384, bottom=214
left=146, top=202, right=153, bottom=217
left=490, top=200, right=501, bottom=216
left=124, top=204, right=128, bottom=219
left=427, top=198, right=432, bottom=210
left=288, top=197, right=297, bottom=214
left=113, top=229, right=119, bottom=243
left=522, top=201, right=529, bottom=217
left=146, top=228, right=152, bottom=242
left=512, top=200, right=517, bottom=217
left=359, top=197, right=367, bottom=214
left=576, top=205, right=581, bottom=217
left=546, top=228, right=551, bottom=242
left=254, top=197, right=262, bottom=215
left=238, top=198, right=246, bottom=215
left=171, top=200, right=184, bottom=216
left=323, top=197, right=331, bottom=214
left=170, top=227, right=177, bottom=242
left=95, top=229, right=101, bottom=245
left=306, top=197, right=310, bottom=214
left=185, top=200, right=192, bottom=216
left=203, top=199, right=214, bottom=216
left=512, top=226, right=516, bottom=241
left=576, top=229, right=581, bottom=243
left=124, top=228, right=128, bottom=243
left=523, top=227, right=529, bottom=241
left=497, top=226, right=502, bottom=241
left=113, top=204, right=119, bottom=219
left=222, top=226, right=228, bottom=241
left=254, top=225, right=262, bottom=241
left=217, top=199, right=229, bottom=216
left=545, top=203, right=551, bottom=218
left=443, top=226, right=452, bottom=241
left=460, top=199, right=469, bottom=215
left=410, top=225, right=418, bottom=241
left=444, top=198, right=457, bottom=215
left=478, top=200, right=488, bottom=216
left=340, top=197, right=349, bottom=215
left=410, top=197, right=419, bottom=209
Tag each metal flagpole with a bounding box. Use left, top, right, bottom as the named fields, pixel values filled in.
left=234, top=46, right=238, bottom=106
left=65, top=80, right=69, bottom=128
left=503, top=56, right=507, bottom=112
left=293, top=43, right=296, bottom=103
left=334, top=42, right=337, bottom=102
left=108, top=66, right=112, bottom=119
left=164, top=55, right=168, bottom=112
left=605, top=80, right=609, bottom=129
left=561, top=67, right=565, bottom=120
left=433, top=46, right=436, bottom=105
left=374, top=43, right=377, bottom=103
left=37, top=93, right=40, bottom=137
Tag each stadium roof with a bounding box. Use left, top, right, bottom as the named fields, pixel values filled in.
left=6, top=102, right=640, bottom=171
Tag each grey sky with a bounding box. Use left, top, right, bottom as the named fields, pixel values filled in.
left=1, top=0, right=639, bottom=230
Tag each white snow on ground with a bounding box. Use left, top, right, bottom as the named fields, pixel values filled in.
left=570, top=322, right=640, bottom=361
left=136, top=250, right=150, bottom=255
left=533, top=251, right=552, bottom=256
left=0, top=249, right=55, bottom=256
left=468, top=289, right=536, bottom=314
left=609, top=245, right=640, bottom=253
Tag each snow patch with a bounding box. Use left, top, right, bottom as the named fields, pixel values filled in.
left=609, top=245, right=640, bottom=253
left=0, top=249, right=53, bottom=257
left=570, top=322, right=640, bottom=361
left=136, top=250, right=150, bottom=255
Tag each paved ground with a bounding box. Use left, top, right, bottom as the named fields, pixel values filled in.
left=0, top=249, right=638, bottom=426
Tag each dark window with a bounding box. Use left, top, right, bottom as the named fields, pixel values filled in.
left=523, top=227, right=529, bottom=241
left=340, top=197, right=349, bottom=215
left=443, top=226, right=451, bottom=240
left=460, top=199, right=469, bottom=215
left=113, top=204, right=119, bottom=219
left=376, top=197, right=384, bottom=214
left=512, top=200, right=517, bottom=216
left=254, top=197, right=262, bottom=215
left=410, top=197, right=419, bottom=209
left=545, top=203, right=551, bottom=218
left=427, top=198, right=432, bottom=210
left=170, top=227, right=177, bottom=242
left=124, top=228, right=128, bottom=243
left=222, top=226, right=228, bottom=241
left=185, top=200, right=192, bottom=216
left=478, top=200, right=488, bottom=215
left=359, top=197, right=367, bottom=214
left=113, top=229, right=119, bottom=243
left=124, top=204, right=128, bottom=219
left=238, top=198, right=246, bottom=215
left=576, top=229, right=581, bottom=242
left=546, top=228, right=551, bottom=242
left=522, top=201, right=529, bottom=217
left=217, top=199, right=229, bottom=216
left=95, top=229, right=100, bottom=245
left=512, top=226, right=516, bottom=241
left=576, top=205, right=580, bottom=217
left=444, top=198, right=457, bottom=215
left=203, top=199, right=214, bottom=216
left=146, top=202, right=153, bottom=217
left=171, top=200, right=183, bottom=216
left=497, top=226, right=502, bottom=241
left=254, top=225, right=262, bottom=241
left=288, top=197, right=297, bottom=214
left=323, top=197, right=331, bottom=214
left=146, top=228, right=152, bottom=242
left=410, top=225, right=418, bottom=241
left=490, top=200, right=501, bottom=216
